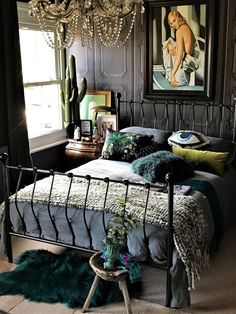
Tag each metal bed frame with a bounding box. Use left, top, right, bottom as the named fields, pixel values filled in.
left=0, top=153, right=174, bottom=306
left=116, top=93, right=236, bottom=141
left=0, top=94, right=236, bottom=308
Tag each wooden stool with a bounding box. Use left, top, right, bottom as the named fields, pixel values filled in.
left=82, top=251, right=132, bottom=314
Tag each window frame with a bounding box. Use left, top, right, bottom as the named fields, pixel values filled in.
left=17, top=1, right=66, bottom=153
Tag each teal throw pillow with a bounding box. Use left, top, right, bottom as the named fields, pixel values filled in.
left=132, top=150, right=194, bottom=183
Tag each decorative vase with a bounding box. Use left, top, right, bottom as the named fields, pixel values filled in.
left=103, top=244, right=121, bottom=270
left=64, top=122, right=75, bottom=139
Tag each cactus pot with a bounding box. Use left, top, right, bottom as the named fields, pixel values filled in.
left=64, top=122, right=75, bottom=139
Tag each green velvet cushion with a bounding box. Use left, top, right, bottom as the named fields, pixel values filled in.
left=102, top=129, right=157, bottom=162
left=132, top=150, right=194, bottom=183
left=172, top=146, right=229, bottom=176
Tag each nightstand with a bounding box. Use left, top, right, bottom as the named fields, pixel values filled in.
left=65, top=140, right=104, bottom=169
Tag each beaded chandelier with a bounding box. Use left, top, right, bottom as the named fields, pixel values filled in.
left=28, top=0, right=145, bottom=49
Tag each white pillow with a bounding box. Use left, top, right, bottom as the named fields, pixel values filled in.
left=168, top=130, right=209, bottom=149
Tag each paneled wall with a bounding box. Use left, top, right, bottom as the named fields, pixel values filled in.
left=68, top=0, right=236, bottom=106
left=68, top=13, right=145, bottom=102
left=222, top=0, right=236, bottom=103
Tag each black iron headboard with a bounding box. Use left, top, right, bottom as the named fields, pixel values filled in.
left=116, top=93, right=236, bottom=142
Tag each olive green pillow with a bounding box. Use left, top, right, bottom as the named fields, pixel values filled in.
left=172, top=146, right=229, bottom=176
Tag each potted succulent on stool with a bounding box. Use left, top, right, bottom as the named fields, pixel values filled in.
left=103, top=198, right=137, bottom=270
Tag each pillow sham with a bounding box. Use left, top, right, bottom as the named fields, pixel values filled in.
left=168, top=130, right=209, bottom=149
left=172, top=146, right=229, bottom=176
left=132, top=150, right=194, bottom=183
left=120, top=126, right=172, bottom=145
left=101, top=129, right=155, bottom=162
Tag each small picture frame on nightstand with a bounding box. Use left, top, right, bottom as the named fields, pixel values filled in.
left=80, top=120, right=92, bottom=137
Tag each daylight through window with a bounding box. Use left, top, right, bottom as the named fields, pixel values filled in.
left=17, top=2, right=65, bottom=152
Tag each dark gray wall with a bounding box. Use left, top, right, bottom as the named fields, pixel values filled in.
left=68, top=0, right=236, bottom=106
left=31, top=144, right=68, bottom=172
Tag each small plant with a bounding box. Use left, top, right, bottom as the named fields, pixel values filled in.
left=104, top=198, right=137, bottom=247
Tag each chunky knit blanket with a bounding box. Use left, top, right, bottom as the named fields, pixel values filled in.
left=10, top=173, right=209, bottom=290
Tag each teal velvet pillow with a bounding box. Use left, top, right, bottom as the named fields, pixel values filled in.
left=101, top=129, right=155, bottom=162
left=132, top=150, right=194, bottom=183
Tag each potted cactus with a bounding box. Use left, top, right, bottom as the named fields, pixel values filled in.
left=61, top=55, right=87, bottom=138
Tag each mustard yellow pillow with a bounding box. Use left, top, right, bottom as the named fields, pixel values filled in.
left=172, top=146, right=229, bottom=176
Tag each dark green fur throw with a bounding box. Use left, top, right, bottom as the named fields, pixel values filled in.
left=132, top=150, right=194, bottom=183
left=0, top=249, right=122, bottom=308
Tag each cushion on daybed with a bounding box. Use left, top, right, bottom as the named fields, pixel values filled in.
left=172, top=146, right=229, bottom=176
left=131, top=150, right=194, bottom=183
left=120, top=126, right=172, bottom=145
left=101, top=129, right=158, bottom=162
left=168, top=130, right=209, bottom=149
left=168, top=130, right=236, bottom=167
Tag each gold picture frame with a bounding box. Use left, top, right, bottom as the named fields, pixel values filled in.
left=80, top=90, right=112, bottom=125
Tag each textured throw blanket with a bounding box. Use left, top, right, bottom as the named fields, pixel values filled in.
left=9, top=173, right=209, bottom=290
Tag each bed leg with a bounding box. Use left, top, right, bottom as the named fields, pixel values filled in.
left=165, top=173, right=174, bottom=307
left=5, top=229, right=13, bottom=263
left=0, top=153, right=13, bottom=263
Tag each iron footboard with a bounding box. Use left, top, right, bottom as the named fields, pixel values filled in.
left=0, top=153, right=174, bottom=307
left=0, top=152, right=174, bottom=307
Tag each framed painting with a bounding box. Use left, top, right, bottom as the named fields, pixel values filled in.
left=80, top=90, right=112, bottom=126
left=97, top=114, right=117, bottom=136
left=145, top=0, right=215, bottom=100
left=80, top=119, right=93, bottom=137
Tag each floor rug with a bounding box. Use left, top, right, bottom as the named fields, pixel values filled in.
left=0, top=249, right=123, bottom=308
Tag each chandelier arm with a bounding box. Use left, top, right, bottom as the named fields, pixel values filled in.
left=95, top=1, right=137, bottom=18
left=29, top=0, right=78, bottom=21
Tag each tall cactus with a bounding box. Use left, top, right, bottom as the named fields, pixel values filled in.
left=74, top=76, right=87, bottom=124
left=61, top=55, right=87, bottom=125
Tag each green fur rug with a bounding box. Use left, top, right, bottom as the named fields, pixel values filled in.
left=0, top=249, right=123, bottom=308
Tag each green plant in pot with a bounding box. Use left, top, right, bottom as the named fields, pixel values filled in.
left=61, top=54, right=87, bottom=138
left=103, top=198, right=137, bottom=270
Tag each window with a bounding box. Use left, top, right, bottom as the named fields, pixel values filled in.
left=17, top=2, right=66, bottom=152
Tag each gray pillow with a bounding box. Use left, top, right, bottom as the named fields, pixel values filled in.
left=120, top=126, right=172, bottom=145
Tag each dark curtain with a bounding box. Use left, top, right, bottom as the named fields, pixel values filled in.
left=0, top=0, right=32, bottom=189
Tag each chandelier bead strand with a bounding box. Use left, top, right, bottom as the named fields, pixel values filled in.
left=28, top=0, right=144, bottom=49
